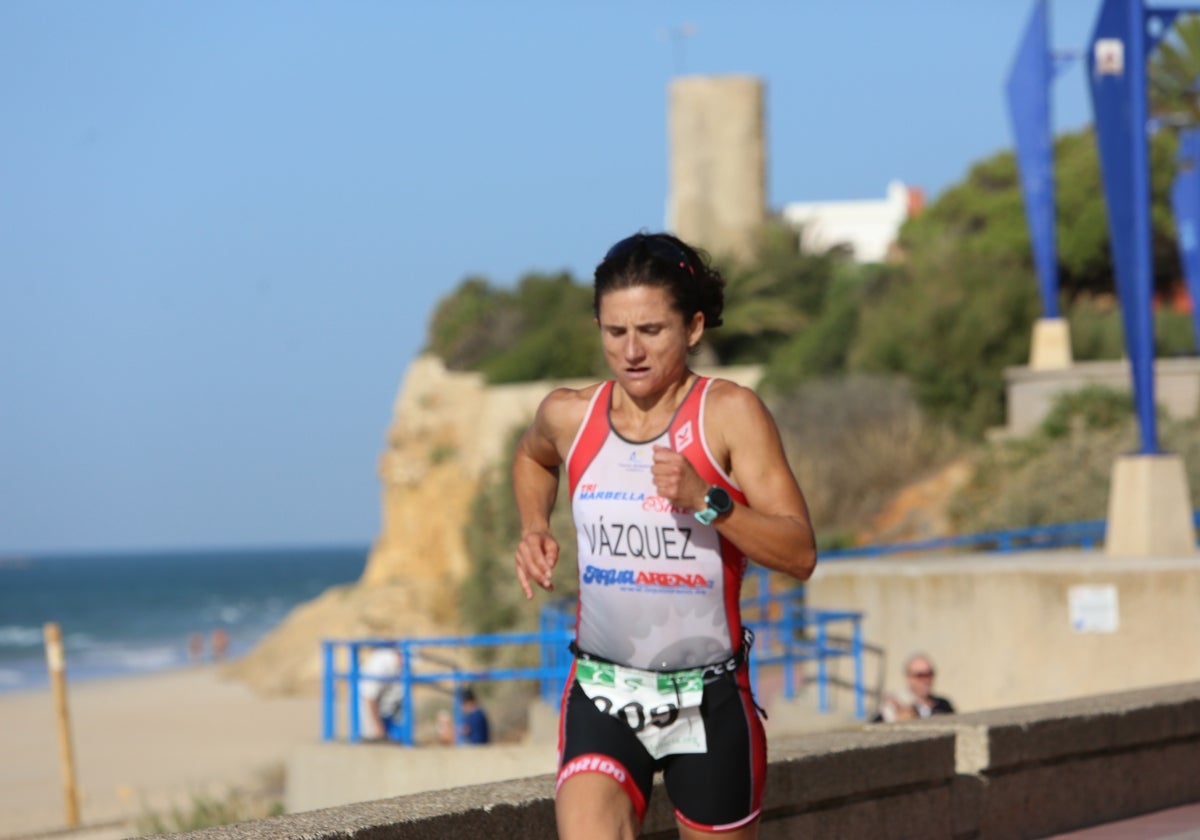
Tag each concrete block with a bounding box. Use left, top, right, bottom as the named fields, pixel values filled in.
left=1106, top=453, right=1197, bottom=557
left=975, top=740, right=1200, bottom=840
left=286, top=741, right=557, bottom=813
left=188, top=775, right=558, bottom=840
left=1029, top=317, right=1073, bottom=370
left=765, top=728, right=955, bottom=808
left=895, top=682, right=1200, bottom=774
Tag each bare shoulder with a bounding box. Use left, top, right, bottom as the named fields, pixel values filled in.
left=698, top=378, right=780, bottom=470
left=704, top=378, right=774, bottom=425
left=534, top=382, right=605, bottom=450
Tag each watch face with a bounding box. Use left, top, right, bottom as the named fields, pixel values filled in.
left=706, top=486, right=733, bottom=514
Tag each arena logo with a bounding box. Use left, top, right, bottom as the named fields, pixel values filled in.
left=582, top=565, right=711, bottom=589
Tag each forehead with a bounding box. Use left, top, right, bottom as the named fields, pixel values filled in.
left=597, top=285, right=678, bottom=323
left=907, top=658, right=931, bottom=672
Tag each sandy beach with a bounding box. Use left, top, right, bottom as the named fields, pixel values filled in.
left=0, top=666, right=317, bottom=839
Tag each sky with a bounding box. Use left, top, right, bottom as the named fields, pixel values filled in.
left=1, top=1, right=1109, bottom=555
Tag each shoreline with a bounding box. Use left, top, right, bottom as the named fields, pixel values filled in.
left=0, top=664, right=318, bottom=839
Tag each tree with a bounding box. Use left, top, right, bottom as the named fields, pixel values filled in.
left=1149, top=14, right=1200, bottom=125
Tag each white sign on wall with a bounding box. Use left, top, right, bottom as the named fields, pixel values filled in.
left=1068, top=584, right=1120, bottom=633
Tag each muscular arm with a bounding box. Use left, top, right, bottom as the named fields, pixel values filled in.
left=511, top=387, right=588, bottom=599
left=652, top=381, right=816, bottom=580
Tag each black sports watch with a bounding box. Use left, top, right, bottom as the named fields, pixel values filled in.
left=694, top=486, right=733, bottom=525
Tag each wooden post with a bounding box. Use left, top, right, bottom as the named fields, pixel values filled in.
left=43, top=622, right=80, bottom=828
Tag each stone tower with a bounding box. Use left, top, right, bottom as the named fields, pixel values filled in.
left=667, top=75, right=767, bottom=262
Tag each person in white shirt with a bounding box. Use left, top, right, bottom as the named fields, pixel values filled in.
left=358, top=646, right=403, bottom=741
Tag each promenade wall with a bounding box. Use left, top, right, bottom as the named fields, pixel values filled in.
left=805, top=550, right=1200, bottom=715
left=175, top=681, right=1200, bottom=840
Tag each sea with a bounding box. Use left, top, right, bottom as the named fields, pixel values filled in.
left=0, top=545, right=368, bottom=693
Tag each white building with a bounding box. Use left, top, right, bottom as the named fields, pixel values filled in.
left=780, top=180, right=923, bottom=263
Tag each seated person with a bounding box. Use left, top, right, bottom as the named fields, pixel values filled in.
left=358, top=645, right=403, bottom=741
left=459, top=686, right=490, bottom=744
left=874, top=653, right=955, bottom=722
left=435, top=685, right=491, bottom=745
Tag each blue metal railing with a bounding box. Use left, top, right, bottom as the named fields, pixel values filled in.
left=323, top=593, right=864, bottom=744
left=739, top=581, right=865, bottom=718
left=322, top=630, right=571, bottom=745
left=322, top=515, right=1200, bottom=745
left=818, top=511, right=1200, bottom=560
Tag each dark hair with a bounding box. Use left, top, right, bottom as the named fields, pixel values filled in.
left=459, top=686, right=476, bottom=703
left=593, top=231, right=725, bottom=329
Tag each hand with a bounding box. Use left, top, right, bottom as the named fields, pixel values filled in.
left=515, top=530, right=559, bottom=600
left=883, top=693, right=917, bottom=721
left=651, top=446, right=707, bottom=511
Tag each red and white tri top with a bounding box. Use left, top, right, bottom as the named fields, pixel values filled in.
left=566, top=377, right=749, bottom=671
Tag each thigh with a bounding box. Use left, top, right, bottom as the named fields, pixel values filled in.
left=663, top=673, right=767, bottom=832
left=557, top=772, right=641, bottom=840
left=558, top=680, right=656, bottom=823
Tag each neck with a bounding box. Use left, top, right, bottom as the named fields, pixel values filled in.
left=616, top=370, right=695, bottom=412
left=611, top=371, right=696, bottom=437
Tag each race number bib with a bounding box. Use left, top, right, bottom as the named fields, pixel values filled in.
left=576, top=659, right=707, bottom=758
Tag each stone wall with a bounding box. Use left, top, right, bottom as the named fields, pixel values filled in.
left=1003, top=356, right=1200, bottom=437
left=170, top=681, right=1200, bottom=840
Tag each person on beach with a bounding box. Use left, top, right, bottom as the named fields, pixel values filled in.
left=211, top=627, right=229, bottom=661
left=511, top=231, right=817, bottom=839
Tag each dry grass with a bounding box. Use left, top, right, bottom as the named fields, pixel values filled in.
left=769, top=376, right=963, bottom=546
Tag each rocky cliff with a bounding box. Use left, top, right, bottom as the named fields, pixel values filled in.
left=225, top=355, right=603, bottom=695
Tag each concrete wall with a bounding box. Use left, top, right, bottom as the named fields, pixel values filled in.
left=667, top=75, right=766, bottom=262
left=1003, top=356, right=1200, bottom=437
left=175, top=681, right=1200, bottom=840
left=804, top=550, right=1200, bottom=716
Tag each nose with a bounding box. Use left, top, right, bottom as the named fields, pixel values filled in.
left=623, top=332, right=645, bottom=362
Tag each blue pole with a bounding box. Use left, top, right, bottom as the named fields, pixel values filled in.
left=321, top=641, right=335, bottom=741
left=817, top=620, right=829, bottom=713
left=400, top=641, right=414, bottom=746
left=853, top=618, right=865, bottom=720
left=1129, top=0, right=1159, bottom=454
left=348, top=642, right=362, bottom=743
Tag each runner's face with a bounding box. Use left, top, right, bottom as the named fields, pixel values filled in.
left=597, top=285, right=703, bottom=399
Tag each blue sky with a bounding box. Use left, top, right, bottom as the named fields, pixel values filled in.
left=1, top=1, right=1104, bottom=554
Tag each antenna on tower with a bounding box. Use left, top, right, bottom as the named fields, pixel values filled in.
left=657, top=22, right=698, bottom=76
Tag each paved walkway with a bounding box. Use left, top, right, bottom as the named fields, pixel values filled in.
left=1044, top=802, right=1200, bottom=839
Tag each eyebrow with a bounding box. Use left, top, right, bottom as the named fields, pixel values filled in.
left=600, top=318, right=668, bottom=328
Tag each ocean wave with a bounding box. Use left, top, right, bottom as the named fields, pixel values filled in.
left=0, top=626, right=43, bottom=647
left=64, top=633, right=99, bottom=650
left=79, top=643, right=183, bottom=672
